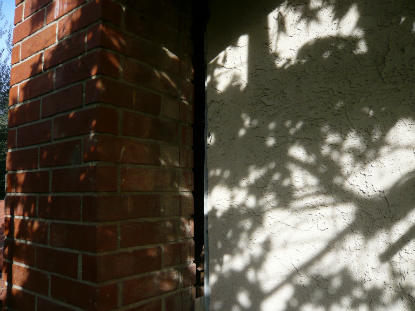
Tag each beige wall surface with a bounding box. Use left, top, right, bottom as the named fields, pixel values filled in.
left=206, top=0, right=415, bottom=310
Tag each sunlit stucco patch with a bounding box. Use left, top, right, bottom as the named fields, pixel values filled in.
left=208, top=34, right=249, bottom=93
left=267, top=2, right=367, bottom=69
left=207, top=0, right=415, bottom=310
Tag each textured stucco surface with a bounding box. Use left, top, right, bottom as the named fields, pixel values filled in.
left=206, top=0, right=415, bottom=310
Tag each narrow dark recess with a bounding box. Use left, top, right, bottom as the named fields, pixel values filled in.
left=192, top=0, right=209, bottom=298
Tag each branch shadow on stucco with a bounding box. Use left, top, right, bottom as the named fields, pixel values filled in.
left=207, top=0, right=415, bottom=310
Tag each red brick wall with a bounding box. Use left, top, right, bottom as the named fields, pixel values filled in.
left=3, top=0, right=195, bottom=310
left=0, top=201, right=4, bottom=273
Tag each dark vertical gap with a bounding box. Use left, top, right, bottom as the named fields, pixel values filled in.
left=192, top=0, right=209, bottom=299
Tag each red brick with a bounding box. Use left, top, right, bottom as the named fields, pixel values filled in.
left=181, top=216, right=194, bottom=238
left=115, top=18, right=190, bottom=78
left=86, top=77, right=131, bottom=107
left=57, top=0, right=122, bottom=39
left=135, top=42, right=184, bottom=78
left=82, top=195, right=173, bottom=222
left=44, top=31, right=86, bottom=69
left=14, top=4, right=23, bottom=25
left=163, top=242, right=194, bottom=267
left=83, top=134, right=161, bottom=164
left=17, top=120, right=51, bottom=147
left=5, top=1, right=195, bottom=307
left=121, top=167, right=180, bottom=192
left=38, top=196, right=81, bottom=220
left=125, top=301, right=162, bottom=311
left=181, top=125, right=193, bottom=146
left=13, top=9, right=45, bottom=44
left=164, top=195, right=183, bottom=216
left=52, top=165, right=117, bottom=192
left=42, top=84, right=83, bottom=117
left=7, top=171, right=49, bottom=193
left=51, top=276, right=118, bottom=310
left=8, top=100, right=40, bottom=127
left=122, top=0, right=182, bottom=29
left=4, top=240, right=36, bottom=265
left=83, top=248, right=161, bottom=282
left=88, top=23, right=188, bottom=77
left=180, top=80, right=194, bottom=104
left=9, top=85, right=18, bottom=107
left=10, top=54, right=42, bottom=85
left=5, top=195, right=36, bottom=217
left=19, top=71, right=54, bottom=101
left=11, top=45, right=20, bottom=64
left=165, top=290, right=194, bottom=311
left=124, top=10, right=179, bottom=52
left=6, top=148, right=38, bottom=171
left=180, top=101, right=193, bottom=123
left=4, top=287, right=36, bottom=310
left=122, top=111, right=178, bottom=142
left=85, top=77, right=161, bottom=114
left=46, top=0, right=86, bottom=23
left=55, top=50, right=121, bottom=89
left=123, top=59, right=179, bottom=96
left=94, top=0, right=124, bottom=25
left=160, top=145, right=180, bottom=167
left=0, top=281, right=5, bottom=303
left=181, top=264, right=196, bottom=288
left=123, top=271, right=179, bottom=305
left=53, top=106, right=118, bottom=139
left=180, top=170, right=194, bottom=191
left=21, top=24, right=56, bottom=60
left=40, top=140, right=81, bottom=167
left=126, top=36, right=185, bottom=78
left=87, top=23, right=128, bottom=53
left=180, top=147, right=193, bottom=168
left=179, top=170, right=192, bottom=192
left=180, top=194, right=194, bottom=217
left=50, top=223, right=117, bottom=252
left=0, top=200, right=4, bottom=217
left=37, top=298, right=74, bottom=311
left=121, top=220, right=183, bottom=248
left=5, top=218, right=48, bottom=243
left=36, top=247, right=78, bottom=278
left=8, top=129, right=16, bottom=149
left=15, top=0, right=24, bottom=5
left=161, top=97, right=180, bottom=120
left=24, top=0, right=52, bottom=18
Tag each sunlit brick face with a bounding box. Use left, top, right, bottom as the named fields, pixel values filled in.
left=5, top=0, right=195, bottom=310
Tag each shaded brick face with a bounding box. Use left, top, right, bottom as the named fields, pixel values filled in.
left=5, top=0, right=195, bottom=310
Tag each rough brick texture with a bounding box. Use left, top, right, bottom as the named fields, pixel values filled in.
left=4, top=0, right=194, bottom=310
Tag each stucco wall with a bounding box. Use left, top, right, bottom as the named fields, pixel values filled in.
left=206, top=0, right=415, bottom=310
